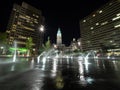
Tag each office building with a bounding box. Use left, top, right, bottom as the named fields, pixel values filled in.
left=6, top=2, right=44, bottom=51
left=80, top=0, right=120, bottom=54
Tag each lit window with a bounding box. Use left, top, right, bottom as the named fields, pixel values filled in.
left=93, top=14, right=96, bottom=17
left=83, top=20, right=86, bottom=22
left=90, top=27, right=94, bottom=30
left=112, top=16, right=120, bottom=21
left=17, top=21, right=21, bottom=25
left=99, top=10, right=102, bottom=13
left=110, top=40, right=113, bottom=43
left=117, top=13, right=120, bottom=16
left=113, top=43, right=116, bottom=45
left=114, top=24, right=120, bottom=28
left=101, top=21, right=108, bottom=25
left=96, top=23, right=99, bottom=25
left=36, top=15, right=39, bottom=18
left=33, top=14, right=35, bottom=16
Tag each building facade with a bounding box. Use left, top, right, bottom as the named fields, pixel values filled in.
left=6, top=2, right=44, bottom=51
left=80, top=0, right=120, bottom=54
left=57, top=28, right=62, bottom=45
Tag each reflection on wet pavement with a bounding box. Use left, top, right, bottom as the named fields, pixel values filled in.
left=0, top=57, right=120, bottom=90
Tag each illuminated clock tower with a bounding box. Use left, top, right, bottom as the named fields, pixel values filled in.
left=57, top=28, right=62, bottom=45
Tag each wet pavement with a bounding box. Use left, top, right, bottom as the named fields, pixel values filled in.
left=0, top=57, right=120, bottom=90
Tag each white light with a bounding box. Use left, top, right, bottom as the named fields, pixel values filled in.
left=101, top=21, right=108, bottom=25
left=114, top=24, right=120, bottom=28
left=93, top=14, right=96, bottom=17
left=0, top=47, right=4, bottom=49
left=54, top=44, right=57, bottom=48
left=112, top=16, right=120, bottom=21
left=90, top=27, right=94, bottom=30
left=41, top=57, right=46, bottom=71
left=52, top=58, right=57, bottom=72
left=99, top=10, right=103, bottom=13
left=96, top=23, right=99, bottom=25
left=107, top=56, right=110, bottom=59
left=83, top=20, right=86, bottom=22
left=117, top=13, right=120, bottom=16
left=78, top=42, right=81, bottom=46
left=110, top=40, right=113, bottom=43
left=40, top=25, right=44, bottom=32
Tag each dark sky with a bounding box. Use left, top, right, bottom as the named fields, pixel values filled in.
left=0, top=0, right=110, bottom=46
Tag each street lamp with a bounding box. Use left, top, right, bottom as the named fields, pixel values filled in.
left=0, top=46, right=4, bottom=54
left=78, top=42, right=81, bottom=46
left=39, top=25, right=44, bottom=32
left=35, top=25, right=45, bottom=55
left=39, top=25, right=45, bottom=41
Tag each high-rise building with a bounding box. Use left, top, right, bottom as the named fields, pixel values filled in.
left=57, top=28, right=62, bottom=45
left=80, top=0, right=120, bottom=54
left=6, top=2, right=44, bottom=51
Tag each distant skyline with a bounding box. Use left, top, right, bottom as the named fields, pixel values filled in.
left=0, top=0, right=110, bottom=46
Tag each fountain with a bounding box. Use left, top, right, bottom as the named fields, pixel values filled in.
left=13, top=41, right=17, bottom=62
left=37, top=47, right=98, bottom=74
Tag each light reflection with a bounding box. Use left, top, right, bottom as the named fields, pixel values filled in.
left=79, top=76, right=87, bottom=86
left=37, top=51, right=46, bottom=64
left=37, top=57, right=40, bottom=64
left=96, top=59, right=100, bottom=68
left=78, top=59, right=87, bottom=86
left=78, top=61, right=84, bottom=75
left=107, top=56, right=110, bottom=59
left=55, top=71, right=64, bottom=89
left=66, top=56, right=69, bottom=65
left=30, top=58, right=35, bottom=69
left=52, top=58, right=57, bottom=72
left=102, top=60, right=105, bottom=69
left=84, top=56, right=90, bottom=71
left=41, top=57, right=46, bottom=71
left=112, top=60, right=118, bottom=71
left=13, top=41, right=17, bottom=62
left=86, top=77, right=94, bottom=84
left=31, top=84, right=41, bottom=90
left=11, top=64, right=15, bottom=71
left=78, top=56, right=83, bottom=60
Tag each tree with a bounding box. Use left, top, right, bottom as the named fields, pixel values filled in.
left=44, top=37, right=51, bottom=50
left=39, top=44, right=45, bottom=54
left=0, top=32, right=7, bottom=45
left=39, top=37, right=51, bottom=54
left=26, top=37, right=33, bottom=56
left=0, top=32, right=8, bottom=54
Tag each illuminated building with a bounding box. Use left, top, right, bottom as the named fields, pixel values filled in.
left=57, top=28, right=62, bottom=45
left=80, top=0, right=120, bottom=54
left=6, top=2, right=44, bottom=50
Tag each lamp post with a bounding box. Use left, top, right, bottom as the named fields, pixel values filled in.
left=77, top=41, right=81, bottom=51
left=0, top=46, right=4, bottom=54
left=40, top=25, right=44, bottom=32
left=39, top=25, right=45, bottom=48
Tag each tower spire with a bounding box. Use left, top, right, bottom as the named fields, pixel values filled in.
left=57, top=28, right=62, bottom=45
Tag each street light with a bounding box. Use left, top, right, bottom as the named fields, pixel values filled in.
left=39, top=25, right=45, bottom=42
left=78, top=42, right=81, bottom=46
left=39, top=25, right=44, bottom=32
left=39, top=25, right=45, bottom=48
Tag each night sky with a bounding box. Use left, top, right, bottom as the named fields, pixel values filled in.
left=0, top=0, right=110, bottom=46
